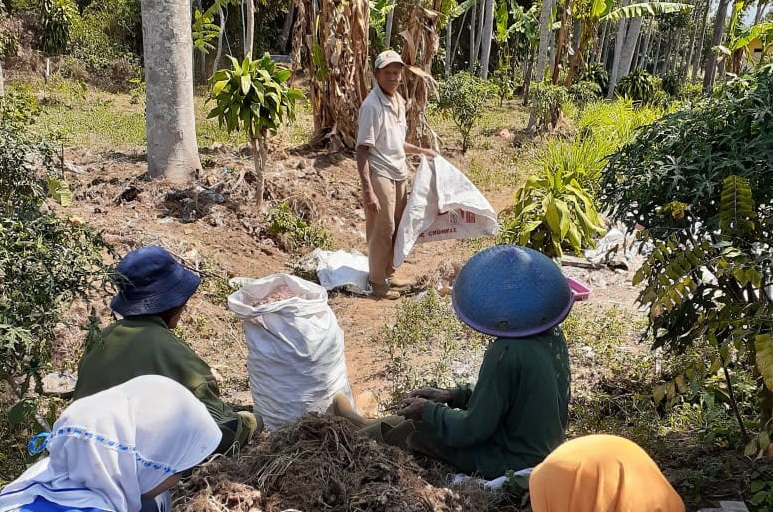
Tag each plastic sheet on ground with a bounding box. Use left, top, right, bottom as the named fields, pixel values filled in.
left=450, top=467, right=532, bottom=491
left=297, top=248, right=371, bottom=295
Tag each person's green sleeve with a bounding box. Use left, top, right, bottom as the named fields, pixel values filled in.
left=422, top=344, right=513, bottom=448
left=449, top=384, right=473, bottom=409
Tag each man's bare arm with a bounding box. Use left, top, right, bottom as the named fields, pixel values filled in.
left=356, top=145, right=380, bottom=212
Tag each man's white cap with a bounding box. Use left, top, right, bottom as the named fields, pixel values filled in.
left=374, top=50, right=404, bottom=69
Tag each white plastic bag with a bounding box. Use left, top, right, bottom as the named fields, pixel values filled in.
left=228, top=273, right=353, bottom=431
left=393, top=155, right=498, bottom=268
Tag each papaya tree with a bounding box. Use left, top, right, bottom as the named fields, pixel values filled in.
left=208, top=53, right=303, bottom=212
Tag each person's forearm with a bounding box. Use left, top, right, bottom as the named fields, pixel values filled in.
left=404, top=142, right=434, bottom=156
left=356, top=146, right=372, bottom=192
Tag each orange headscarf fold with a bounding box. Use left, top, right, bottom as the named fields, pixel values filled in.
left=530, top=434, right=685, bottom=512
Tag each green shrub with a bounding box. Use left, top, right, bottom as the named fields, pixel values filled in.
left=491, top=67, right=515, bottom=106
left=39, top=0, right=78, bottom=54
left=616, top=69, right=658, bottom=104
left=531, top=82, right=570, bottom=132
left=568, top=80, right=602, bottom=108
left=679, top=83, right=704, bottom=101
left=601, top=71, right=773, bottom=436
left=579, top=62, right=610, bottom=92
left=265, top=201, right=332, bottom=253
left=499, top=167, right=606, bottom=259
left=436, top=71, right=493, bottom=152
left=660, top=72, right=683, bottom=97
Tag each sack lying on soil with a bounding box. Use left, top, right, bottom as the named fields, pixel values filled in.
left=178, top=413, right=490, bottom=512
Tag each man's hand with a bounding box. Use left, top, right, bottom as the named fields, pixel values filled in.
left=407, top=387, right=452, bottom=404
left=363, top=188, right=380, bottom=213
left=397, top=397, right=428, bottom=420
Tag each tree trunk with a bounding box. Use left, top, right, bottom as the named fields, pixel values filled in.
left=213, top=5, right=226, bottom=75
left=683, top=13, right=699, bottom=77
left=384, top=3, right=395, bottom=48
left=638, top=18, right=653, bottom=69
left=141, top=0, right=202, bottom=183
left=631, top=21, right=644, bottom=71
left=653, top=32, right=662, bottom=73
left=480, top=0, right=495, bottom=79
left=469, top=1, right=477, bottom=72
left=475, top=0, right=486, bottom=73
left=527, top=0, right=556, bottom=131
left=445, top=17, right=453, bottom=77
left=607, top=0, right=630, bottom=99
left=599, top=21, right=610, bottom=64
left=754, top=0, right=769, bottom=24
left=452, top=9, right=468, bottom=65
left=523, top=47, right=534, bottom=105
left=704, top=0, right=731, bottom=92
left=692, top=0, right=710, bottom=82
left=552, top=0, right=571, bottom=83
left=0, top=61, right=4, bottom=97
left=245, top=0, right=254, bottom=58
left=662, top=29, right=673, bottom=74
left=619, top=17, right=643, bottom=77
left=280, top=2, right=295, bottom=53
left=249, top=128, right=267, bottom=212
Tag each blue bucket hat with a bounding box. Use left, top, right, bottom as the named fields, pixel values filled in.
left=452, top=245, right=574, bottom=338
left=111, top=246, right=201, bottom=317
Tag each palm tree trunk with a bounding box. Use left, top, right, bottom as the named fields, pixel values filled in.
left=0, top=61, right=5, bottom=97
left=213, top=5, right=226, bottom=75
left=653, top=31, right=662, bottom=73
left=469, top=1, right=477, bottom=72
left=607, top=0, right=630, bottom=99
left=552, top=0, right=571, bottom=83
left=527, top=0, right=556, bottom=131
left=754, top=0, right=769, bottom=24
left=683, top=12, right=699, bottom=77
left=280, top=2, right=295, bottom=53
left=384, top=3, right=395, bottom=48
left=523, top=46, right=535, bottom=105
left=480, top=0, right=495, bottom=79
left=597, top=21, right=609, bottom=63
left=692, top=0, right=710, bottom=82
left=245, top=0, right=254, bottom=58
left=141, top=0, right=202, bottom=183
left=637, top=18, right=653, bottom=69
left=445, top=16, right=453, bottom=77
left=631, top=22, right=644, bottom=71
left=452, top=9, right=469, bottom=64
left=704, top=0, right=731, bottom=92
left=619, top=17, right=643, bottom=77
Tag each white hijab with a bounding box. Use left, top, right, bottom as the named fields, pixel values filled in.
left=0, top=375, right=222, bottom=512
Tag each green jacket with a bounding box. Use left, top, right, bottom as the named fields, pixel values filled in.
left=422, top=328, right=571, bottom=479
left=73, top=315, right=241, bottom=453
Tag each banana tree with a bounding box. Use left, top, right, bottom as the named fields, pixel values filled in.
left=495, top=1, right=539, bottom=102
left=564, top=0, right=691, bottom=85
left=208, top=54, right=303, bottom=211
left=715, top=0, right=773, bottom=74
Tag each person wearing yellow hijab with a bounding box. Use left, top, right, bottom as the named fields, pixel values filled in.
left=529, top=434, right=686, bottom=512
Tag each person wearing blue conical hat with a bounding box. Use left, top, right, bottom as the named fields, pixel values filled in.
left=73, top=246, right=260, bottom=455
left=332, top=245, right=572, bottom=479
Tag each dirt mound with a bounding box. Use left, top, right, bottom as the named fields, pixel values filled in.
left=179, top=414, right=492, bottom=512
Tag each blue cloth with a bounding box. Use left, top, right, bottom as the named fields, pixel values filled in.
left=17, top=497, right=107, bottom=512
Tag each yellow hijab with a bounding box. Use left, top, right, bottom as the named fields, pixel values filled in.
left=530, top=435, right=685, bottom=512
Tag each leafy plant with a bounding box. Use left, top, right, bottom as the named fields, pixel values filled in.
left=435, top=71, right=492, bottom=152
left=499, top=167, right=606, bottom=259
left=491, top=67, right=515, bottom=106
left=39, top=0, right=78, bottom=54
left=208, top=53, right=303, bottom=211
left=530, top=82, right=570, bottom=132
left=616, top=69, right=658, bottom=104
left=579, top=63, right=610, bottom=92
left=568, top=80, right=602, bottom=108
left=660, top=72, right=683, bottom=97
left=601, top=71, right=773, bottom=438
left=369, top=0, right=396, bottom=53
left=265, top=201, right=332, bottom=253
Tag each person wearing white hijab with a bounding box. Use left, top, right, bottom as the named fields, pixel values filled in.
left=0, top=375, right=222, bottom=512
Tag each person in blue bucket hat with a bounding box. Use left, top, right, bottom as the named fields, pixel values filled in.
left=73, top=246, right=259, bottom=454
left=330, top=245, right=572, bottom=480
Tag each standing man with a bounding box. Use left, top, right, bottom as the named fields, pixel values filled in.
left=357, top=50, right=436, bottom=300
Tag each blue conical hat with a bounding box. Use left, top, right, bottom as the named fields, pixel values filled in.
left=452, top=246, right=574, bottom=337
